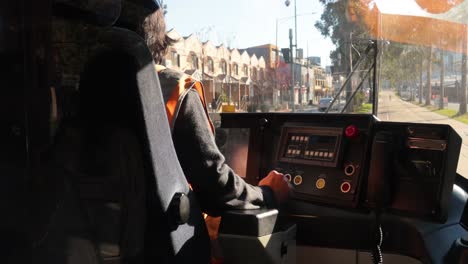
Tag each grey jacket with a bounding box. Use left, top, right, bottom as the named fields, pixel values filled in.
left=158, top=68, right=276, bottom=216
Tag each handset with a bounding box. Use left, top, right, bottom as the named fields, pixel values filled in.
left=366, top=131, right=393, bottom=209
left=367, top=131, right=394, bottom=264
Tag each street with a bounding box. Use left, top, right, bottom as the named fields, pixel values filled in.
left=379, top=90, right=468, bottom=178
left=297, top=101, right=345, bottom=113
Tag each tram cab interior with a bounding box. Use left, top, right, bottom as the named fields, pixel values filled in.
left=1, top=0, right=468, bottom=263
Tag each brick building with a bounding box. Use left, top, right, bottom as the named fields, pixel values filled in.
left=164, top=29, right=269, bottom=111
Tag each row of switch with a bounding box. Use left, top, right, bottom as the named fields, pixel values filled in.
left=287, top=149, right=301, bottom=155
left=291, top=135, right=309, bottom=143
left=286, top=149, right=334, bottom=159
left=305, top=150, right=334, bottom=159
left=285, top=174, right=351, bottom=193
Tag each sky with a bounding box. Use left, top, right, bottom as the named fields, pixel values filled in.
left=164, top=0, right=335, bottom=67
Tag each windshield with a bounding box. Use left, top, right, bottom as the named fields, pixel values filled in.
left=165, top=0, right=467, bottom=176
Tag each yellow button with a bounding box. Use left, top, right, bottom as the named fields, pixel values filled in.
left=316, top=178, right=326, bottom=189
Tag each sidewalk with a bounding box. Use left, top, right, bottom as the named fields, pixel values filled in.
left=380, top=91, right=468, bottom=178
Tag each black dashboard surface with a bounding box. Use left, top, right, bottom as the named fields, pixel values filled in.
left=220, top=113, right=467, bottom=263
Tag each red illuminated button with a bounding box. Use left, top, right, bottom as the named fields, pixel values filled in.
left=284, top=174, right=292, bottom=182
left=345, top=125, right=359, bottom=138
left=340, top=182, right=351, bottom=193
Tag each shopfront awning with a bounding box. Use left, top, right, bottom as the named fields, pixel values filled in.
left=241, top=77, right=253, bottom=85
left=185, top=69, right=202, bottom=80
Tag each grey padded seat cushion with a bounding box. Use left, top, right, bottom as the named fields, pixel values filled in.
left=76, top=27, right=210, bottom=263
left=68, top=127, right=146, bottom=260
left=30, top=167, right=100, bottom=264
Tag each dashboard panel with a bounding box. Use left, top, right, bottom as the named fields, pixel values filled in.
left=275, top=123, right=368, bottom=208
left=219, top=113, right=466, bottom=264
left=220, top=113, right=461, bottom=221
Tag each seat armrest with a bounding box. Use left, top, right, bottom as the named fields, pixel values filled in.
left=219, top=209, right=278, bottom=237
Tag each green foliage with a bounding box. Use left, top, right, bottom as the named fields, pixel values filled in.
left=260, top=104, right=270, bottom=113
left=220, top=93, right=228, bottom=103
left=315, top=1, right=435, bottom=98
left=434, top=109, right=457, bottom=118
left=247, top=104, right=257, bottom=113
left=354, top=91, right=366, bottom=106
left=455, top=114, right=468, bottom=125
left=356, top=103, right=372, bottom=113
left=314, top=0, right=369, bottom=71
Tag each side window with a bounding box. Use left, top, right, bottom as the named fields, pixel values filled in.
left=252, top=68, right=257, bottom=80
left=191, top=54, right=198, bottom=69
left=171, top=51, right=180, bottom=67
left=233, top=64, right=239, bottom=75
left=207, top=58, right=214, bottom=72
left=221, top=61, right=227, bottom=74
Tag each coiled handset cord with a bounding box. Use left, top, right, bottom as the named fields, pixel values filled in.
left=371, top=211, right=383, bottom=264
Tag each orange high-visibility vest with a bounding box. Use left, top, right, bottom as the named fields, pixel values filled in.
left=155, top=65, right=214, bottom=133
left=156, top=65, right=221, bottom=242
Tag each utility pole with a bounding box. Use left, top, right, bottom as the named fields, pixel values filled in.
left=460, top=29, right=467, bottom=115
left=285, top=0, right=298, bottom=112
left=439, top=50, right=445, bottom=109
left=294, top=0, right=300, bottom=107
left=160, top=0, right=167, bottom=15
left=426, top=46, right=433, bottom=106
left=419, top=56, right=423, bottom=104
left=289, top=28, right=295, bottom=112
left=307, top=42, right=310, bottom=104
left=276, top=19, right=280, bottom=106
left=346, top=32, right=353, bottom=112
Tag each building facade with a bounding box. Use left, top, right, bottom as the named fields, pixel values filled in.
left=164, top=29, right=332, bottom=111
left=164, top=29, right=271, bottom=111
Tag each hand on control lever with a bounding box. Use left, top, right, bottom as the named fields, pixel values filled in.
left=259, top=170, right=292, bottom=206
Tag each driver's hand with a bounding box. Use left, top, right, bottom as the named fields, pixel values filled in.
left=259, top=170, right=291, bottom=206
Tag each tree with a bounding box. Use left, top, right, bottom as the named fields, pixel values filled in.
left=439, top=50, right=445, bottom=109
left=315, top=0, right=373, bottom=112
left=460, top=30, right=467, bottom=115
left=425, top=46, right=433, bottom=106
left=315, top=1, right=420, bottom=103
left=419, top=56, right=423, bottom=104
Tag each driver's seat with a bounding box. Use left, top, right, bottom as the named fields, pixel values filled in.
left=56, top=27, right=210, bottom=263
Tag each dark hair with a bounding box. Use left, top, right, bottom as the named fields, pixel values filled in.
left=139, top=9, right=175, bottom=64
left=117, top=3, right=175, bottom=64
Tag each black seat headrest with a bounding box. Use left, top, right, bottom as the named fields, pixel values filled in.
left=53, top=0, right=122, bottom=26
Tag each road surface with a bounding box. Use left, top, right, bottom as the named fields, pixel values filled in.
left=379, top=90, right=468, bottom=178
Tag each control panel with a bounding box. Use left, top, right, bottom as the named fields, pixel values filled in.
left=275, top=123, right=369, bottom=208
left=278, top=126, right=342, bottom=168
left=220, top=113, right=461, bottom=221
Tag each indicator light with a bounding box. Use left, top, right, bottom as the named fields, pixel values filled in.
left=345, top=125, right=359, bottom=138
left=340, top=182, right=351, bottom=193
left=316, top=178, right=326, bottom=189
left=293, top=175, right=303, bottom=186
left=344, top=164, right=356, bottom=176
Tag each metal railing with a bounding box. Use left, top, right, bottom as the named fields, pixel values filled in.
left=239, top=95, right=249, bottom=111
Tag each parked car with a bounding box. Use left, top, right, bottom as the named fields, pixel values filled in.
left=319, top=97, right=334, bottom=112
